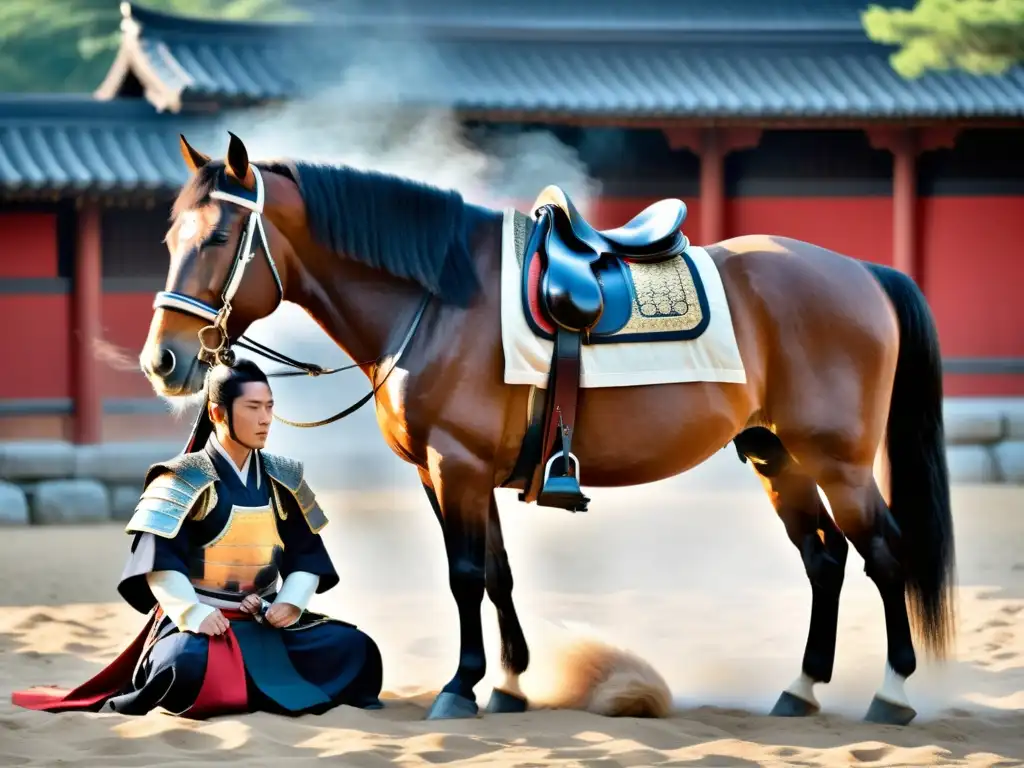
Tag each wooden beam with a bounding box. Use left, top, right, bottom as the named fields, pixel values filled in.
left=457, top=110, right=1014, bottom=132
left=72, top=202, right=102, bottom=444
left=919, top=125, right=962, bottom=152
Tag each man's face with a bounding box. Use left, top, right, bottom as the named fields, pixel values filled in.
left=213, top=381, right=273, bottom=449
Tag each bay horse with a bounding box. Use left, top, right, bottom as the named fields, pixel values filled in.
left=139, top=132, right=955, bottom=725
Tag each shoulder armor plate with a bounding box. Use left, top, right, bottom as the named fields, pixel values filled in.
left=125, top=452, right=219, bottom=539
left=261, top=451, right=328, bottom=533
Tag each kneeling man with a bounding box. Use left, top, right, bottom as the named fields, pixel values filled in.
left=13, top=360, right=383, bottom=718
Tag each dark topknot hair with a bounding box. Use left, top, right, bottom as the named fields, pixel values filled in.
left=206, top=359, right=270, bottom=409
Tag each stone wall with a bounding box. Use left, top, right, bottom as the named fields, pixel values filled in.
left=0, top=398, right=1021, bottom=525
left=943, top=398, right=1024, bottom=484
left=0, top=441, right=183, bottom=526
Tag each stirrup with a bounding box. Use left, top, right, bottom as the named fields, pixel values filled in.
left=537, top=450, right=589, bottom=513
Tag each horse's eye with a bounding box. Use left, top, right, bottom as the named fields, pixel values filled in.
left=206, top=230, right=231, bottom=247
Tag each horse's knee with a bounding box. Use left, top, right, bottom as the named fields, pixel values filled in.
left=450, top=557, right=485, bottom=600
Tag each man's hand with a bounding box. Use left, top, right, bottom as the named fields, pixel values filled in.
left=197, top=608, right=230, bottom=636
left=239, top=594, right=263, bottom=616
left=265, top=602, right=301, bottom=628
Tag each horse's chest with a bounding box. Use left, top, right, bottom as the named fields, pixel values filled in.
left=372, top=370, right=417, bottom=459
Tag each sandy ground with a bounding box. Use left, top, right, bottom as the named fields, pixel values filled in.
left=2, top=446, right=1023, bottom=767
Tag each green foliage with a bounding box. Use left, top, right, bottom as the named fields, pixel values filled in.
left=863, top=0, right=1024, bottom=78
left=0, top=0, right=305, bottom=93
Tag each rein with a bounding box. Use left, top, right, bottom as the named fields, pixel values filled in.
left=153, top=166, right=430, bottom=429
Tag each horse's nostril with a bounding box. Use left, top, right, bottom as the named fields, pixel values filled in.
left=153, top=348, right=177, bottom=377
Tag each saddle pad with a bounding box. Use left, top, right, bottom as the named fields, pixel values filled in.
left=501, top=208, right=748, bottom=389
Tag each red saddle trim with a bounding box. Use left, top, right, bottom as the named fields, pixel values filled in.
left=525, top=251, right=555, bottom=335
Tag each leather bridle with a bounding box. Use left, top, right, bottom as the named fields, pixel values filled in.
left=152, top=165, right=429, bottom=428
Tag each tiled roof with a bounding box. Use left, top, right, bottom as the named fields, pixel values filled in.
left=95, top=1, right=1024, bottom=120
left=0, top=96, right=204, bottom=194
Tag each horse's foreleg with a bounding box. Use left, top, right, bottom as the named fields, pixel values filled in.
left=419, top=479, right=529, bottom=713
left=736, top=428, right=848, bottom=717
left=483, top=492, right=530, bottom=713
left=420, top=443, right=490, bottom=721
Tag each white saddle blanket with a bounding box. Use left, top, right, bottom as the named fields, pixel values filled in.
left=500, top=207, right=748, bottom=389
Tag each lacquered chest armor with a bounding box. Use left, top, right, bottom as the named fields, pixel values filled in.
left=189, top=502, right=284, bottom=597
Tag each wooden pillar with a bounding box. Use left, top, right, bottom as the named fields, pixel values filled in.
left=892, top=140, right=916, bottom=278
left=867, top=126, right=960, bottom=284
left=663, top=127, right=762, bottom=244
left=73, top=200, right=102, bottom=444
left=699, top=129, right=725, bottom=244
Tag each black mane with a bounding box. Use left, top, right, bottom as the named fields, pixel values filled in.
left=174, top=160, right=481, bottom=306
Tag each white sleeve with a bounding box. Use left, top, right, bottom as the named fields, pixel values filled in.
left=274, top=571, right=320, bottom=612
left=146, top=571, right=216, bottom=633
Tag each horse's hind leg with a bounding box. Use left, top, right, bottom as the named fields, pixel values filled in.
left=776, top=433, right=919, bottom=726
left=483, top=492, right=531, bottom=713
left=815, top=463, right=918, bottom=725
left=735, top=428, right=848, bottom=717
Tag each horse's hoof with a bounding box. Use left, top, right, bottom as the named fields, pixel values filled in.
left=425, top=691, right=479, bottom=720
left=864, top=695, right=916, bottom=726
left=486, top=688, right=528, bottom=714
left=769, top=690, right=820, bottom=717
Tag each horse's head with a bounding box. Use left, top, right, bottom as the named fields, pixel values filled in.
left=140, top=132, right=296, bottom=398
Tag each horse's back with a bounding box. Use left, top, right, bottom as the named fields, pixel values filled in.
left=709, top=234, right=899, bottom=346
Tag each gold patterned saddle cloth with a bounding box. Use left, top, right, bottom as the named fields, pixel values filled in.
left=515, top=208, right=711, bottom=344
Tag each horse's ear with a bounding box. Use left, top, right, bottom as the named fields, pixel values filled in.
left=179, top=134, right=211, bottom=174
left=225, top=131, right=254, bottom=188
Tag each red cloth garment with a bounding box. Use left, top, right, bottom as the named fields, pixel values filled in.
left=11, top=610, right=251, bottom=716
left=184, top=611, right=248, bottom=717
left=11, top=615, right=157, bottom=712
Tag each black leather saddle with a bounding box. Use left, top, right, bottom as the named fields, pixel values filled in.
left=531, top=185, right=689, bottom=333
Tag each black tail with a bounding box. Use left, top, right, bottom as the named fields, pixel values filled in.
left=865, top=262, right=956, bottom=658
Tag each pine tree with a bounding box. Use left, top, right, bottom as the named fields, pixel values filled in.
left=863, top=0, right=1024, bottom=78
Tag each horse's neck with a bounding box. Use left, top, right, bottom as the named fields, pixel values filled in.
left=286, top=251, right=424, bottom=376
left=281, top=202, right=500, bottom=376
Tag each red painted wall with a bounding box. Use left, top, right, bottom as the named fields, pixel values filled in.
left=0, top=294, right=71, bottom=399
left=920, top=196, right=1022, bottom=358
left=920, top=195, right=1024, bottom=396
left=0, top=212, right=58, bottom=277
left=0, top=212, right=70, bottom=400
left=99, top=292, right=161, bottom=400
left=727, top=198, right=895, bottom=265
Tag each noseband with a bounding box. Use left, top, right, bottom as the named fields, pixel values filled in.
left=153, top=165, right=429, bottom=428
